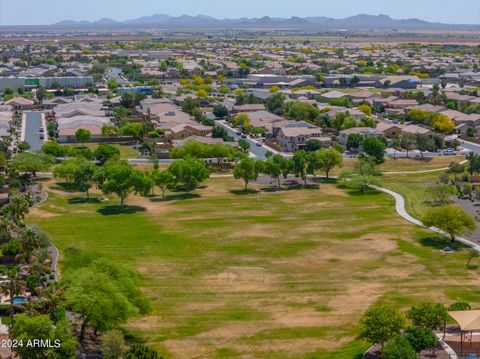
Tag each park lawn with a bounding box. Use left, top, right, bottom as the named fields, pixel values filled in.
left=337, top=156, right=465, bottom=175
left=382, top=171, right=445, bottom=220
left=27, top=177, right=480, bottom=359
left=62, top=143, right=140, bottom=158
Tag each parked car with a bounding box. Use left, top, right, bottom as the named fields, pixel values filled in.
left=255, top=142, right=262, bottom=147
left=39, top=127, right=44, bottom=132
left=444, top=148, right=456, bottom=155
left=39, top=134, right=44, bottom=139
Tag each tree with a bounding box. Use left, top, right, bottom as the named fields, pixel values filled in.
left=238, top=139, right=250, bottom=152
left=66, top=268, right=138, bottom=341
left=348, top=175, right=383, bottom=193
left=120, top=122, right=144, bottom=141
left=4, top=194, right=31, bottom=224
left=10, top=315, right=77, bottom=359
left=213, top=104, right=228, bottom=118
left=447, top=162, right=465, bottom=182
left=233, top=157, right=260, bottom=191
left=358, top=103, right=372, bottom=116
left=381, top=336, right=417, bottom=359
left=75, top=128, right=91, bottom=146
left=101, top=162, right=152, bottom=206
left=347, top=133, right=363, bottom=150
left=415, top=134, right=434, bottom=158
left=407, top=303, right=449, bottom=331
left=263, top=158, right=282, bottom=189
left=431, top=113, right=455, bottom=133
left=2, top=267, right=24, bottom=326
left=13, top=152, right=53, bottom=177
left=102, top=329, right=126, bottom=359
left=94, top=144, right=121, bottom=164
left=73, top=159, right=97, bottom=198
left=357, top=306, right=406, bottom=348
left=399, top=133, right=416, bottom=158
left=426, top=184, right=456, bottom=204
left=291, top=150, right=310, bottom=185
left=362, top=137, right=386, bottom=164
left=318, top=148, right=343, bottom=179
left=151, top=170, right=175, bottom=198
left=404, top=326, right=439, bottom=356
left=466, top=248, right=479, bottom=268
left=168, top=156, right=209, bottom=194
left=422, top=205, right=477, bottom=242
left=266, top=92, right=285, bottom=114
left=467, top=152, right=480, bottom=175
left=305, top=139, right=322, bottom=152
left=18, top=227, right=41, bottom=264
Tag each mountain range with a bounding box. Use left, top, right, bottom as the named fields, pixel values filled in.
left=52, top=13, right=476, bottom=29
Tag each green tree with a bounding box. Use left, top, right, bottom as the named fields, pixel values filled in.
left=101, top=162, right=152, bottom=206
left=66, top=268, right=138, bottom=341
left=422, top=205, right=477, bottom=242
left=347, top=175, right=383, bottom=193
left=305, top=139, right=322, bottom=152
left=291, top=150, right=310, bottom=185
left=404, top=326, right=438, bottom=356
left=13, top=152, right=53, bottom=177
left=168, top=156, right=209, bottom=194
left=362, top=136, right=386, bottom=164
left=233, top=157, right=260, bottom=191
left=75, top=128, right=91, bottom=146
left=10, top=315, right=77, bottom=359
left=266, top=92, right=285, bottom=114
left=4, top=194, right=31, bottom=224
left=466, top=248, right=479, bottom=268
left=357, top=306, right=406, bottom=348
left=238, top=139, right=250, bottom=152
left=407, top=302, right=449, bottom=330
left=347, top=133, right=363, bottom=150
left=318, top=148, right=343, bottom=179
left=94, top=144, right=121, bottom=164
left=73, top=159, right=97, bottom=198
left=151, top=170, right=175, bottom=198
left=426, top=184, right=456, bottom=204
left=213, top=104, right=228, bottom=118
left=381, top=336, right=417, bottom=359
left=448, top=302, right=471, bottom=311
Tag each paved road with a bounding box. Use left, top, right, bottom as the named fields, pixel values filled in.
left=106, top=67, right=128, bottom=86
left=24, top=111, right=45, bottom=151
left=460, top=140, right=480, bottom=155
left=215, top=120, right=280, bottom=160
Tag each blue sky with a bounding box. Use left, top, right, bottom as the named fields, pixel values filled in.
left=0, top=0, right=479, bottom=25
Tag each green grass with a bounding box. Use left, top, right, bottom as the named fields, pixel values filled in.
left=27, top=177, right=480, bottom=359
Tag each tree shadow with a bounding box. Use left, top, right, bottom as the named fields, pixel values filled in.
left=150, top=193, right=201, bottom=202
left=346, top=189, right=383, bottom=197
left=68, top=197, right=101, bottom=205
left=52, top=183, right=77, bottom=193
left=467, top=264, right=479, bottom=270
left=229, top=188, right=260, bottom=195
left=97, top=205, right=147, bottom=216
left=420, top=236, right=468, bottom=251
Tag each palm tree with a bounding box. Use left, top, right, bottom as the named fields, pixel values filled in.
left=30, top=248, right=51, bottom=288
left=39, top=284, right=64, bottom=320
left=5, top=195, right=31, bottom=224
left=1, top=267, right=24, bottom=327
left=18, top=228, right=41, bottom=264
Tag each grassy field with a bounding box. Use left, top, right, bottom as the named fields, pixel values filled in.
left=27, top=176, right=480, bottom=359
left=339, top=156, right=465, bottom=175
left=62, top=143, right=140, bottom=158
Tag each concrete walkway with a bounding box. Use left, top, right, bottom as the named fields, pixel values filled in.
left=373, top=185, right=480, bottom=252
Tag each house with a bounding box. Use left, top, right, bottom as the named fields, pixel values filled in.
left=276, top=123, right=330, bottom=152
left=338, top=127, right=384, bottom=146
left=232, top=104, right=266, bottom=114
left=165, top=123, right=212, bottom=140
left=5, top=97, right=35, bottom=111
left=401, top=125, right=434, bottom=138
left=375, top=122, right=403, bottom=139
left=347, top=90, right=382, bottom=104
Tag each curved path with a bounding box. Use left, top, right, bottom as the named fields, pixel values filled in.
left=373, top=185, right=480, bottom=252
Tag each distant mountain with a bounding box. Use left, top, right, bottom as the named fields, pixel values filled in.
left=51, top=13, right=475, bottom=29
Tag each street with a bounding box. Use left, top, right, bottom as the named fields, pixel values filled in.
left=23, top=111, right=45, bottom=152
